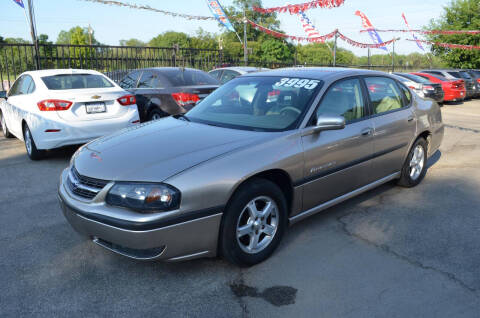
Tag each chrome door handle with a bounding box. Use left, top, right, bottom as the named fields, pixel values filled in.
left=407, top=116, right=415, bottom=122
left=361, top=128, right=373, bottom=136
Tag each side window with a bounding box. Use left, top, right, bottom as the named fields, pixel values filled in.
left=119, top=71, right=141, bottom=89
left=397, top=82, right=412, bottom=105
left=137, top=71, right=153, bottom=88
left=209, top=70, right=222, bottom=80
left=365, top=77, right=403, bottom=115
left=8, top=76, right=24, bottom=96
left=19, top=75, right=33, bottom=94
left=220, top=70, right=239, bottom=84
left=138, top=71, right=165, bottom=88
left=27, top=77, right=36, bottom=94
left=316, top=78, right=365, bottom=122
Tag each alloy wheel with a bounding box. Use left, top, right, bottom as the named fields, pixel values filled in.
left=1, top=115, right=6, bottom=136
left=24, top=128, right=32, bottom=155
left=409, top=145, right=425, bottom=180
left=236, top=196, right=279, bottom=254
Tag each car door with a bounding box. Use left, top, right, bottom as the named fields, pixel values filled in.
left=5, top=75, right=33, bottom=137
left=301, top=77, right=375, bottom=211
left=363, top=76, right=416, bottom=180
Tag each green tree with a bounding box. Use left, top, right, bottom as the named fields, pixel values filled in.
left=149, top=31, right=190, bottom=48
left=260, top=38, right=293, bottom=62
left=425, top=0, right=480, bottom=68
left=56, top=26, right=99, bottom=45
left=222, top=0, right=286, bottom=61
left=119, top=38, right=146, bottom=47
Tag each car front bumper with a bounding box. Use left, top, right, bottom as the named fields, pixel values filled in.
left=58, top=169, right=223, bottom=261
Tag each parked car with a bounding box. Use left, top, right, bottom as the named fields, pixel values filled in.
left=58, top=68, right=443, bottom=266
left=411, top=72, right=466, bottom=102
left=0, top=69, right=139, bottom=160
left=463, top=70, right=480, bottom=97
left=393, top=72, right=444, bottom=103
left=119, top=67, right=219, bottom=122
left=420, top=69, right=476, bottom=99
left=209, top=66, right=269, bottom=84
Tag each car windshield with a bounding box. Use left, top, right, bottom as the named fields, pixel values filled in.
left=186, top=76, right=322, bottom=132
left=41, top=74, right=114, bottom=90
left=159, top=69, right=218, bottom=86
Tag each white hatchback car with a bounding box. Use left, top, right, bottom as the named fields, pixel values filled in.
left=0, top=69, right=140, bottom=160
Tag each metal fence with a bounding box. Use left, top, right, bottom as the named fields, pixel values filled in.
left=0, top=42, right=423, bottom=91
left=0, top=43, right=223, bottom=90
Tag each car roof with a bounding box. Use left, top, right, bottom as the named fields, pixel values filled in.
left=211, top=66, right=269, bottom=73
left=21, top=69, right=103, bottom=77
left=134, top=67, right=205, bottom=73
left=242, top=67, right=391, bottom=81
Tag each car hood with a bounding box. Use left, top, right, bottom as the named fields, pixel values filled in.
left=73, top=117, right=268, bottom=182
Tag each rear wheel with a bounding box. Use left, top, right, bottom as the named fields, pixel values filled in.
left=0, top=111, right=13, bottom=138
left=220, top=178, right=287, bottom=267
left=23, top=125, right=44, bottom=160
left=397, top=138, right=427, bottom=187
left=148, top=108, right=168, bottom=121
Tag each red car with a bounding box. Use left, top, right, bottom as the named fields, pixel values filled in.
left=412, top=72, right=466, bottom=102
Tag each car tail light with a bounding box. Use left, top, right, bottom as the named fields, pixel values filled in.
left=477, top=78, right=480, bottom=84
left=117, top=95, right=136, bottom=106
left=37, top=99, right=72, bottom=111
left=171, top=92, right=200, bottom=107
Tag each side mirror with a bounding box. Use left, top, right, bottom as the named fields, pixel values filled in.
left=0, top=91, right=7, bottom=100
left=313, top=114, right=346, bottom=132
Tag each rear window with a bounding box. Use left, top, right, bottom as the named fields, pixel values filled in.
left=459, top=71, right=472, bottom=79
left=398, top=73, right=431, bottom=84
left=41, top=74, right=114, bottom=90
left=159, top=69, right=219, bottom=86
left=447, top=71, right=462, bottom=78
left=421, top=73, right=448, bottom=81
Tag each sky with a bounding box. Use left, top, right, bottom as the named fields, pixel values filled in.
left=0, top=0, right=451, bottom=56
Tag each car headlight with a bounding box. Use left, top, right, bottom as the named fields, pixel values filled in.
left=106, top=182, right=181, bottom=212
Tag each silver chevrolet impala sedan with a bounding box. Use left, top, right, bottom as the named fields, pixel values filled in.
left=58, top=68, right=444, bottom=266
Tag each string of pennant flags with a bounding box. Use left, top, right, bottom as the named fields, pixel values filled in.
left=361, top=29, right=480, bottom=35
left=247, top=19, right=398, bottom=49
left=407, top=39, right=480, bottom=50
left=78, top=0, right=480, bottom=51
left=252, top=0, right=345, bottom=14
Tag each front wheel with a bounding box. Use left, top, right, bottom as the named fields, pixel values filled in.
left=397, top=138, right=428, bottom=187
left=220, top=178, right=287, bottom=267
left=0, top=111, right=13, bottom=138
left=23, top=125, right=44, bottom=160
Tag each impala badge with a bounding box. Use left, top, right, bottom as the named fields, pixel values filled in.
left=91, top=95, right=101, bottom=100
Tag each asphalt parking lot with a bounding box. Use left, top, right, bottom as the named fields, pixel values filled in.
left=1, top=100, right=480, bottom=317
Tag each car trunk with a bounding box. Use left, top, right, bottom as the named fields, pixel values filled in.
left=50, top=88, right=130, bottom=121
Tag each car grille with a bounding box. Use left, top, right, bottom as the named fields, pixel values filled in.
left=67, top=166, right=110, bottom=199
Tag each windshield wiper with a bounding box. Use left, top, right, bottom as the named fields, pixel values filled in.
left=173, top=114, right=190, bottom=122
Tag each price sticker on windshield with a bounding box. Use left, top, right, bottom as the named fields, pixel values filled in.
left=274, top=78, right=320, bottom=90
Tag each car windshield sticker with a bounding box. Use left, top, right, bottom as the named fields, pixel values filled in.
left=274, top=78, right=320, bottom=90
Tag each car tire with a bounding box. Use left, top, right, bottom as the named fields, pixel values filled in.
left=219, top=178, right=287, bottom=267
left=397, top=138, right=428, bottom=188
left=23, top=125, right=44, bottom=160
left=148, top=108, right=168, bottom=121
left=0, top=111, right=14, bottom=138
